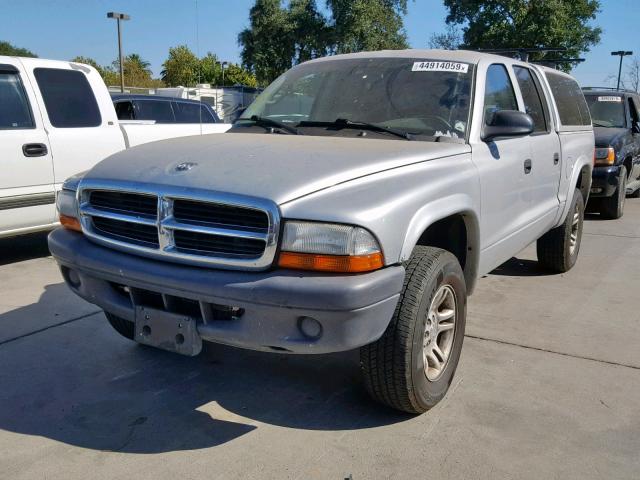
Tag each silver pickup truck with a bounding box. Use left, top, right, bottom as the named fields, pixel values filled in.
left=49, top=50, right=594, bottom=414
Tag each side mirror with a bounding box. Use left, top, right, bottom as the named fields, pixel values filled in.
left=482, top=110, right=534, bottom=141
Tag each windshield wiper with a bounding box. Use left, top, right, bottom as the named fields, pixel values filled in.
left=238, top=115, right=302, bottom=135
left=298, top=118, right=414, bottom=141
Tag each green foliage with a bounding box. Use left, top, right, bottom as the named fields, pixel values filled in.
left=428, top=25, right=462, bottom=50
left=0, top=40, right=37, bottom=57
left=327, top=0, right=408, bottom=54
left=72, top=54, right=163, bottom=88
left=443, top=0, right=602, bottom=71
left=161, top=45, right=257, bottom=87
left=239, top=0, right=409, bottom=85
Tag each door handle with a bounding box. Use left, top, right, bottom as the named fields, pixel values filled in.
left=22, top=143, right=48, bottom=157
left=553, top=152, right=560, bottom=165
left=524, top=158, right=532, bottom=174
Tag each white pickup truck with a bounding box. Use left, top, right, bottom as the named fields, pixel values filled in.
left=0, top=56, right=230, bottom=238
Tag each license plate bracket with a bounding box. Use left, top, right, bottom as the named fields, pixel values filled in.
left=134, top=306, right=202, bottom=356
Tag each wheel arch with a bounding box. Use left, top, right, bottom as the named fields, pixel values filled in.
left=400, top=196, right=480, bottom=294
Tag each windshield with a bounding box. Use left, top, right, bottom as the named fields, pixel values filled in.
left=239, top=57, right=474, bottom=141
left=585, top=95, right=626, bottom=128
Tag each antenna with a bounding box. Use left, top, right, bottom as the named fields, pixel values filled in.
left=195, top=0, right=202, bottom=135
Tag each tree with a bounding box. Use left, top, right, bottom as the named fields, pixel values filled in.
left=623, top=57, right=640, bottom=92
left=161, top=45, right=200, bottom=86
left=113, top=54, right=162, bottom=88
left=428, top=25, right=462, bottom=50
left=327, top=0, right=408, bottom=54
left=239, top=0, right=409, bottom=85
left=238, top=0, right=295, bottom=86
left=0, top=40, right=37, bottom=57
left=443, top=0, right=602, bottom=71
left=71, top=56, right=118, bottom=85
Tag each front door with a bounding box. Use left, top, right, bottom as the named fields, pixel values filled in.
left=0, top=59, right=55, bottom=236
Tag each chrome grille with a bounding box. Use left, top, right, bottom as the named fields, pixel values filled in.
left=78, top=180, right=280, bottom=270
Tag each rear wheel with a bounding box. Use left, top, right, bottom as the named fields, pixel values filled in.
left=360, top=246, right=466, bottom=414
left=600, top=166, right=627, bottom=219
left=537, top=188, right=584, bottom=273
left=105, top=311, right=134, bottom=340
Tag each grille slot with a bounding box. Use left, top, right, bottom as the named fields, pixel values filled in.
left=173, top=199, right=269, bottom=232
left=90, top=190, right=157, bottom=218
left=173, top=230, right=265, bottom=257
left=92, top=216, right=159, bottom=248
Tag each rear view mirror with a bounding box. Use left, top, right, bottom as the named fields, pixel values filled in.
left=482, top=110, right=534, bottom=141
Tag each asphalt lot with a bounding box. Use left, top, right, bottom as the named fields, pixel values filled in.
left=0, top=201, right=639, bottom=480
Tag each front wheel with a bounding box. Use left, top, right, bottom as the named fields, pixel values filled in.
left=537, top=188, right=584, bottom=273
left=600, top=166, right=627, bottom=219
left=360, top=246, right=466, bottom=414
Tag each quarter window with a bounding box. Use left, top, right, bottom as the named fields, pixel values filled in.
left=34, top=68, right=101, bottom=128
left=545, top=72, right=591, bottom=126
left=114, top=101, right=135, bottom=120
left=484, top=64, right=518, bottom=125
left=0, top=70, right=34, bottom=129
left=514, top=66, right=549, bottom=132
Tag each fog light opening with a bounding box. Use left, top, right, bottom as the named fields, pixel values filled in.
left=298, top=316, right=323, bottom=340
left=142, top=325, right=151, bottom=337
left=65, top=267, right=81, bottom=289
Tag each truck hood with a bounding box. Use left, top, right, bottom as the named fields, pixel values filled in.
left=86, top=133, right=470, bottom=205
left=593, top=127, right=628, bottom=148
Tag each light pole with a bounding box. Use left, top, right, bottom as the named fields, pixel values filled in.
left=221, top=61, right=228, bottom=86
left=611, top=50, right=633, bottom=91
left=107, top=12, right=130, bottom=93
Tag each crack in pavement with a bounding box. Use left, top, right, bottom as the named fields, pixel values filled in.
left=465, top=334, right=640, bottom=371
left=0, top=310, right=102, bottom=346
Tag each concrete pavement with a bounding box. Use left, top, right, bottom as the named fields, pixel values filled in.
left=0, top=202, right=639, bottom=479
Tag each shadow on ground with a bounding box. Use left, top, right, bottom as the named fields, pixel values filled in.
left=0, top=231, right=51, bottom=266
left=0, top=296, right=410, bottom=454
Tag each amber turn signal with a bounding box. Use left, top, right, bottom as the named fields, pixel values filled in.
left=278, top=251, right=384, bottom=273
left=594, top=147, right=615, bottom=166
left=60, top=214, right=82, bottom=232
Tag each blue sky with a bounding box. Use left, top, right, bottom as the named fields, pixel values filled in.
left=2, top=0, right=639, bottom=87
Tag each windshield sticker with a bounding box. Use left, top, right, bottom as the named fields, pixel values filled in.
left=412, top=61, right=469, bottom=73
left=597, top=96, right=622, bottom=102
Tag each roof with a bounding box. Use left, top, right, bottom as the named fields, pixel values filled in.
left=110, top=94, right=209, bottom=104
left=305, top=49, right=527, bottom=66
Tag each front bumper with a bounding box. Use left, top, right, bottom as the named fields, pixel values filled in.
left=590, top=165, right=622, bottom=198
left=48, top=229, right=404, bottom=354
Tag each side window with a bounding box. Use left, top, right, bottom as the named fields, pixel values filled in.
left=484, top=64, right=518, bottom=124
left=173, top=102, right=213, bottom=123
left=627, top=97, right=639, bottom=126
left=34, top=68, right=101, bottom=128
left=114, top=101, right=135, bottom=120
left=545, top=72, right=591, bottom=126
left=513, top=66, right=549, bottom=133
left=200, top=105, right=217, bottom=123
left=0, top=68, right=34, bottom=129
left=134, top=100, right=175, bottom=123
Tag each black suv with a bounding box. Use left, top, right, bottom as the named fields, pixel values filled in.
left=111, top=94, right=221, bottom=124
left=582, top=88, right=640, bottom=219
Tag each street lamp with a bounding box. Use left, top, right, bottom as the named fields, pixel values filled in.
left=611, top=50, right=633, bottom=91
left=220, top=61, right=229, bottom=86
left=107, top=12, right=131, bottom=93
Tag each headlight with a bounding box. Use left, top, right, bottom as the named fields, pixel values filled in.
left=278, top=221, right=384, bottom=273
left=56, top=187, right=82, bottom=232
left=594, top=147, right=615, bottom=165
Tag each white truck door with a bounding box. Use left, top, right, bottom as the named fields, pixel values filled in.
left=0, top=59, right=55, bottom=237
left=513, top=65, right=561, bottom=233
left=21, top=59, right=125, bottom=188
left=471, top=63, right=535, bottom=263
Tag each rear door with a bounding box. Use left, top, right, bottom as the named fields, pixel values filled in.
left=22, top=59, right=125, bottom=188
left=513, top=65, right=561, bottom=227
left=0, top=59, right=55, bottom=236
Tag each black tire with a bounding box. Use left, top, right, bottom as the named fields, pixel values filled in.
left=360, top=246, right=466, bottom=414
left=537, top=188, right=584, bottom=273
left=105, top=311, right=135, bottom=340
left=600, top=166, right=627, bottom=219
